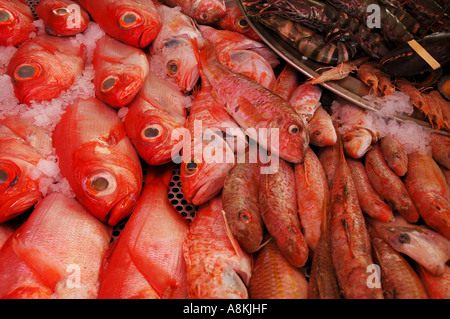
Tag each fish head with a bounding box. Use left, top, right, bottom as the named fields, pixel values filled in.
left=266, top=112, right=309, bottom=163
left=192, top=0, right=226, bottom=25
left=36, top=1, right=90, bottom=36
left=157, top=37, right=200, bottom=93
left=124, top=103, right=185, bottom=165
left=0, top=1, right=36, bottom=46
left=95, top=65, right=147, bottom=108
left=342, top=128, right=373, bottom=159
left=180, top=132, right=235, bottom=205
left=71, top=143, right=142, bottom=226
left=110, top=3, right=161, bottom=48
left=0, top=158, right=42, bottom=222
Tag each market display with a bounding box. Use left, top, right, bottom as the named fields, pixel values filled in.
left=0, top=0, right=449, bottom=299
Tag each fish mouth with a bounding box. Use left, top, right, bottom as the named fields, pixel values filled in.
left=186, top=178, right=225, bottom=206
left=139, top=27, right=160, bottom=48
left=181, top=64, right=199, bottom=93
left=107, top=193, right=139, bottom=226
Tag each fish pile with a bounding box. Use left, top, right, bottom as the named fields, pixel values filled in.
left=0, top=0, right=449, bottom=299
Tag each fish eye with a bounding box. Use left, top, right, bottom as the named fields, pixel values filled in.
left=100, top=76, right=118, bottom=93
left=239, top=211, right=251, bottom=223
left=12, top=63, right=41, bottom=82
left=119, top=11, right=141, bottom=29
left=0, top=9, right=13, bottom=24
left=235, top=17, right=250, bottom=31
left=200, top=13, right=208, bottom=21
left=313, top=130, right=321, bottom=136
left=0, top=161, right=19, bottom=189
left=184, top=161, right=199, bottom=176
left=52, top=7, right=70, bottom=16
left=86, top=171, right=117, bottom=196
left=0, top=169, right=7, bottom=185
left=288, top=124, right=301, bottom=134
left=140, top=124, right=164, bottom=142
left=398, top=233, right=410, bottom=244
left=166, top=60, right=180, bottom=76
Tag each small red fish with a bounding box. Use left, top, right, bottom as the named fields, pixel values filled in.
left=35, top=0, right=90, bottom=36
left=347, top=157, right=394, bottom=223
left=259, top=158, right=309, bottom=267
left=294, top=147, right=329, bottom=251
left=404, top=151, right=450, bottom=239
left=272, top=64, right=299, bottom=101
left=318, top=143, right=340, bottom=189
left=78, top=0, right=161, bottom=48
left=368, top=215, right=450, bottom=276
left=93, top=35, right=149, bottom=108
left=0, top=115, right=53, bottom=222
left=161, top=0, right=226, bottom=25
left=216, top=0, right=260, bottom=40
left=192, top=38, right=309, bottom=163
left=183, top=195, right=252, bottom=299
left=380, top=135, right=408, bottom=176
left=368, top=224, right=428, bottom=299
left=289, top=83, right=322, bottom=122
left=365, top=143, right=419, bottom=223
left=307, top=105, right=337, bottom=147
left=98, top=164, right=189, bottom=299
left=123, top=67, right=188, bottom=166
left=7, top=33, right=86, bottom=105
left=430, top=133, right=450, bottom=171
left=0, top=192, right=112, bottom=299
left=0, top=0, right=36, bottom=47
left=53, top=97, right=143, bottom=226
left=249, top=237, right=309, bottom=299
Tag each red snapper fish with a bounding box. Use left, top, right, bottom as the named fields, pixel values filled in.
left=192, top=39, right=309, bottom=164
left=7, top=33, right=86, bottom=105
left=98, top=164, right=189, bottom=299
left=183, top=195, right=252, bottom=299
left=216, top=0, right=260, bottom=41
left=199, top=25, right=277, bottom=90
left=53, top=97, right=143, bottom=226
left=0, top=193, right=112, bottom=299
left=0, top=0, right=36, bottom=47
left=0, top=115, right=53, bottom=222
left=179, top=81, right=236, bottom=206
left=93, top=35, right=149, bottom=108
left=150, top=5, right=204, bottom=93
left=161, top=0, right=226, bottom=25
left=35, top=0, right=89, bottom=36
left=78, top=0, right=161, bottom=48
left=123, top=67, right=189, bottom=166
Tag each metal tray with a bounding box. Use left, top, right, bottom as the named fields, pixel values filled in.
left=236, top=0, right=449, bottom=137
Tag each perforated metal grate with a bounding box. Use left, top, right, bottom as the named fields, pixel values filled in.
left=24, top=0, right=198, bottom=241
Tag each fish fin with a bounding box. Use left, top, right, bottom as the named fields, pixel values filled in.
left=127, top=242, right=181, bottom=299
left=191, top=38, right=216, bottom=80
left=12, top=237, right=65, bottom=290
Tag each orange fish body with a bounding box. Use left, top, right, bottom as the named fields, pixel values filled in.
left=294, top=147, right=329, bottom=251
left=7, top=33, right=86, bottom=105
left=365, top=144, right=419, bottom=223
left=162, top=0, right=226, bottom=25
left=0, top=0, right=36, bottom=47
left=199, top=25, right=277, bottom=90
left=98, top=164, right=189, bottom=299
left=222, top=157, right=263, bottom=253
left=430, top=133, right=450, bottom=171
left=259, top=158, right=309, bottom=267
left=0, top=193, right=112, bottom=299
left=404, top=152, right=450, bottom=239
left=368, top=224, right=428, bottom=299
left=379, top=135, right=408, bottom=176
left=289, top=83, right=322, bottom=122
left=249, top=238, right=308, bottom=299
left=347, top=157, right=394, bottom=223
left=183, top=195, right=252, bottom=299
left=123, top=67, right=188, bottom=166
left=272, top=64, right=298, bottom=101
left=318, top=143, right=340, bottom=189
left=417, top=264, right=450, bottom=299
left=35, top=0, right=90, bottom=36
left=330, top=136, right=383, bottom=299
left=53, top=97, right=143, bottom=226
left=0, top=115, right=53, bottom=222
left=93, top=35, right=149, bottom=108
left=78, top=0, right=161, bottom=48
left=193, top=39, right=309, bottom=163
left=307, top=105, right=337, bottom=147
